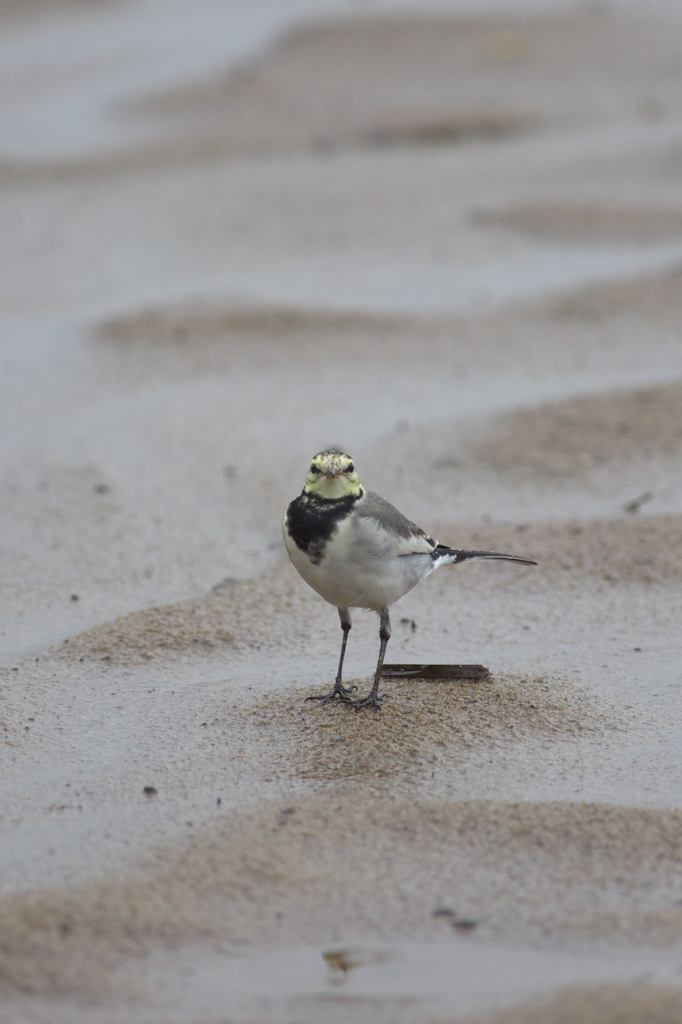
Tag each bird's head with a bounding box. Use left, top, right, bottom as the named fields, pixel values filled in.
left=304, top=450, right=362, bottom=500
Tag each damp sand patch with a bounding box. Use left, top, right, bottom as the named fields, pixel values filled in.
left=131, top=13, right=682, bottom=161
left=94, top=263, right=682, bottom=392
left=272, top=675, right=610, bottom=782
left=545, top=264, right=682, bottom=323
left=93, top=298, right=574, bottom=390
left=463, top=380, right=682, bottom=480
left=51, top=566, right=332, bottom=669
left=95, top=303, right=420, bottom=381
left=467, top=982, right=682, bottom=1024
left=99, top=303, right=401, bottom=344
left=7, top=10, right=679, bottom=179
left=0, top=796, right=681, bottom=998
left=472, top=204, right=682, bottom=246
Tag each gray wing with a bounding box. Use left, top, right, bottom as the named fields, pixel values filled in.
left=356, top=492, right=537, bottom=565
left=357, top=492, right=537, bottom=565
left=356, top=491, right=437, bottom=555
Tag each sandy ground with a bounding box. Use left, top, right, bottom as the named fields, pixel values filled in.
left=2, top=0, right=682, bottom=1021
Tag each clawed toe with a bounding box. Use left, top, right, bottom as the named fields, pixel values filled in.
left=348, top=691, right=385, bottom=711
left=305, top=682, right=357, bottom=705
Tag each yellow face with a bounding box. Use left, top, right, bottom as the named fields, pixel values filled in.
left=304, top=450, right=363, bottom=500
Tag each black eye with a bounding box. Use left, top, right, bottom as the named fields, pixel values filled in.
left=347, top=463, right=354, bottom=472
left=309, top=464, right=320, bottom=474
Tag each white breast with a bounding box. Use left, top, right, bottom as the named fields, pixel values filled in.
left=283, top=509, right=435, bottom=612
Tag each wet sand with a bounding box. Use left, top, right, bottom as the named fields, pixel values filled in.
left=1, top=1, right=682, bottom=1021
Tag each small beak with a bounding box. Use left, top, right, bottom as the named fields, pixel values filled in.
left=325, top=468, right=338, bottom=478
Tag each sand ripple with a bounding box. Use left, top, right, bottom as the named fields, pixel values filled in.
left=468, top=983, right=682, bottom=1024
left=0, top=795, right=681, bottom=997
left=473, top=205, right=682, bottom=246
left=466, top=381, right=682, bottom=479
left=133, top=13, right=682, bottom=161
left=54, top=508, right=682, bottom=673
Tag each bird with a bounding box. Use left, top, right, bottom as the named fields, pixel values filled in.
left=282, top=450, right=536, bottom=710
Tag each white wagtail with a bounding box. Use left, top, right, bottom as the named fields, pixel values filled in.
left=283, top=450, right=536, bottom=710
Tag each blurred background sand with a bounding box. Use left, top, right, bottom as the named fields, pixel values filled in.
left=1, top=0, right=682, bottom=1021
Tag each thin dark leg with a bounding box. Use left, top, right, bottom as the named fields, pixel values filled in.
left=348, top=608, right=390, bottom=710
left=334, top=611, right=355, bottom=694
left=306, top=608, right=356, bottom=704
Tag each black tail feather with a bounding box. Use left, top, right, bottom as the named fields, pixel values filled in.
left=433, top=546, right=537, bottom=566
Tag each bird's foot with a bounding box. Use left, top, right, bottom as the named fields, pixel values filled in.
left=347, top=690, right=385, bottom=711
left=305, top=681, right=357, bottom=705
